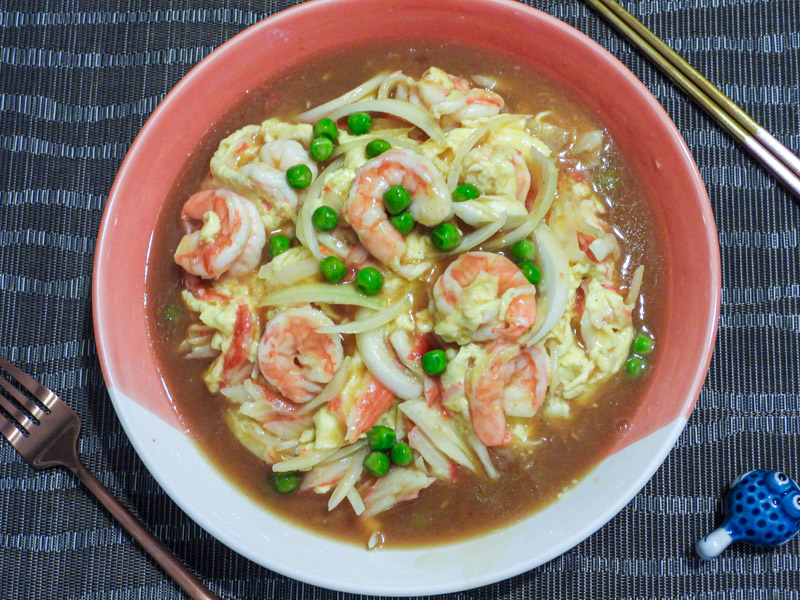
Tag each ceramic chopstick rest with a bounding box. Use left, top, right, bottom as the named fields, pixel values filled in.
left=696, top=469, right=800, bottom=559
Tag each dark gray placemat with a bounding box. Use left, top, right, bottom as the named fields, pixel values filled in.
left=1, top=0, right=798, bottom=598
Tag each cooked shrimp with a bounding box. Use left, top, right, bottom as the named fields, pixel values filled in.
left=452, top=88, right=504, bottom=122
left=258, top=306, right=344, bottom=403
left=174, top=189, right=266, bottom=279
left=466, top=341, right=548, bottom=447
left=417, top=67, right=470, bottom=118
left=239, top=139, right=318, bottom=214
left=414, top=67, right=503, bottom=124
left=432, top=251, right=537, bottom=344
left=343, top=148, right=452, bottom=275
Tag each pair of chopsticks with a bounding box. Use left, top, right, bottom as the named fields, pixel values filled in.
left=584, top=0, right=800, bottom=199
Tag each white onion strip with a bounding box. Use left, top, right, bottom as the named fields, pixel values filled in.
left=260, top=283, right=382, bottom=310
left=399, top=399, right=477, bottom=471
left=465, top=429, right=500, bottom=479
left=328, top=447, right=369, bottom=511
left=442, top=212, right=506, bottom=256
left=447, top=113, right=527, bottom=189
left=296, top=157, right=344, bottom=260
left=300, top=356, right=353, bottom=415
left=318, top=295, right=412, bottom=335
left=273, top=439, right=366, bottom=473
left=527, top=224, right=570, bottom=345
left=625, top=265, right=645, bottom=306
left=356, top=324, right=423, bottom=400
left=330, top=133, right=416, bottom=159
left=388, top=330, right=424, bottom=376
left=327, top=99, right=444, bottom=143
left=347, top=488, right=365, bottom=516
left=298, top=71, right=389, bottom=123
left=484, top=144, right=558, bottom=250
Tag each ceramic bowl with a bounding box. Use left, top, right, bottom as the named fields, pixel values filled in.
left=93, top=0, right=719, bottom=594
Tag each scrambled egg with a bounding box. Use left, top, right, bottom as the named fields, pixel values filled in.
left=259, top=117, right=313, bottom=145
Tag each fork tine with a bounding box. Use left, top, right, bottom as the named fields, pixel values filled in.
left=0, top=382, right=35, bottom=434
left=0, top=356, right=57, bottom=411
left=0, top=372, right=47, bottom=421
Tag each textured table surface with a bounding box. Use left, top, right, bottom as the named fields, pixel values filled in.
left=1, top=0, right=799, bottom=598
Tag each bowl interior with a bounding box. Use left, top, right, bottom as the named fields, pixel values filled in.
left=93, top=0, right=719, bottom=594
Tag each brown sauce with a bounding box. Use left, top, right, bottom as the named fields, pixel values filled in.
left=145, top=40, right=664, bottom=547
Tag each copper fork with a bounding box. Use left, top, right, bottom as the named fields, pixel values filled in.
left=0, top=356, right=219, bottom=600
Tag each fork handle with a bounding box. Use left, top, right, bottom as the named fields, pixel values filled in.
left=72, top=462, right=219, bottom=600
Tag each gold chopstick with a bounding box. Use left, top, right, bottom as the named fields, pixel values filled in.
left=584, top=0, right=800, bottom=199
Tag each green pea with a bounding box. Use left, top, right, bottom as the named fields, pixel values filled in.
left=313, top=118, right=339, bottom=142
left=367, top=425, right=396, bottom=451
left=422, top=349, right=447, bottom=376
left=430, top=223, right=461, bottom=252
left=383, top=185, right=411, bottom=215
left=626, top=355, right=647, bottom=378
left=164, top=303, right=180, bottom=323
left=391, top=442, right=414, bottom=466
left=272, top=471, right=301, bottom=494
left=452, top=183, right=480, bottom=202
left=309, top=136, right=334, bottom=162
left=286, top=164, right=313, bottom=189
left=355, top=267, right=383, bottom=296
left=365, top=139, right=391, bottom=158
left=363, top=451, right=390, bottom=477
left=509, top=239, right=536, bottom=262
left=632, top=332, right=654, bottom=355
left=312, top=206, right=339, bottom=232
left=347, top=112, right=372, bottom=135
left=320, top=256, right=346, bottom=283
left=390, top=211, right=415, bottom=236
left=518, top=260, right=542, bottom=285
left=269, top=235, right=291, bottom=258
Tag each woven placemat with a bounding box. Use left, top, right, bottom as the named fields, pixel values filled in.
left=1, top=0, right=799, bottom=598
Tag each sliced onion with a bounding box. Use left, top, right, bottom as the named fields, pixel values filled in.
left=318, top=295, right=411, bottom=335
left=464, top=429, right=500, bottom=479
left=361, top=468, right=434, bottom=518
left=328, top=447, right=369, bottom=511
left=297, top=71, right=389, bottom=123
left=357, top=324, right=423, bottom=400
left=407, top=427, right=454, bottom=479
left=347, top=488, right=365, bottom=516
left=388, top=330, right=423, bottom=375
left=399, top=399, right=476, bottom=470
left=484, top=144, right=558, bottom=250
left=442, top=212, right=506, bottom=255
left=300, top=356, right=353, bottom=415
left=447, top=113, right=526, bottom=189
left=272, top=447, right=336, bottom=472
left=527, top=224, right=570, bottom=345
left=315, top=232, right=349, bottom=258
left=327, top=99, right=444, bottom=143
left=296, top=157, right=344, bottom=260
left=260, top=283, right=382, bottom=310
left=625, top=264, right=645, bottom=306
left=330, top=133, right=416, bottom=159
left=588, top=235, right=616, bottom=262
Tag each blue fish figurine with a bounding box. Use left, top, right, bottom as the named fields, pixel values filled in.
left=696, top=469, right=800, bottom=559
